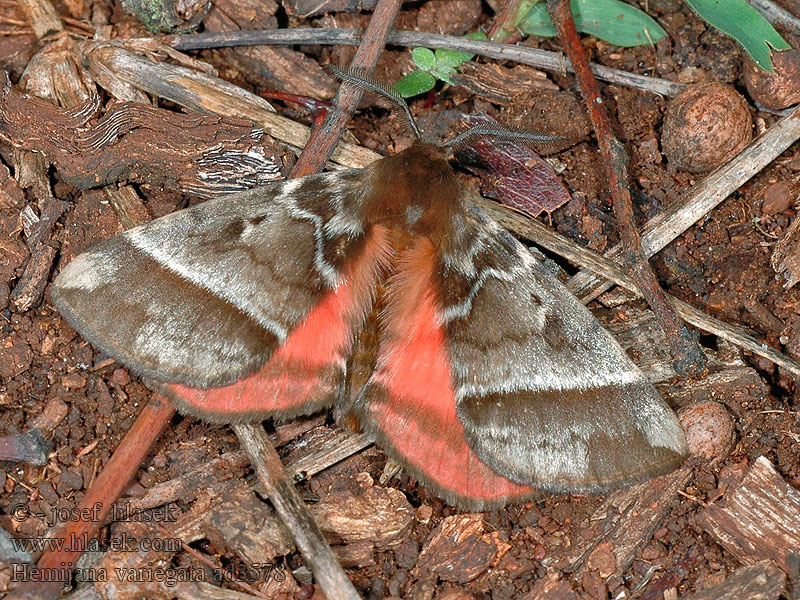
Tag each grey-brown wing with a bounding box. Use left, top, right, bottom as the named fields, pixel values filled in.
left=51, top=170, right=373, bottom=388
left=439, top=206, right=687, bottom=493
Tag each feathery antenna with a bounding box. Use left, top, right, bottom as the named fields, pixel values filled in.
left=444, top=125, right=564, bottom=152
left=325, top=64, right=565, bottom=152
left=324, top=64, right=422, bottom=139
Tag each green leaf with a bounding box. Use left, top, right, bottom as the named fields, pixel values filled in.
left=393, top=70, right=437, bottom=98
left=411, top=47, right=436, bottom=71
left=431, top=64, right=458, bottom=85
left=434, top=32, right=487, bottom=70
left=683, top=0, right=790, bottom=72
left=520, top=0, right=667, bottom=47
left=435, top=48, right=474, bottom=70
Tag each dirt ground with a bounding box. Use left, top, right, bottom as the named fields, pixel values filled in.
left=1, top=0, right=800, bottom=599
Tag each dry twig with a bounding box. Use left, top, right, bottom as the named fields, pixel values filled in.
left=164, top=28, right=686, bottom=98
left=547, top=0, right=706, bottom=379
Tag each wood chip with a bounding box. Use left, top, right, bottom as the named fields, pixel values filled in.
left=698, top=456, right=800, bottom=573
left=415, top=514, right=501, bottom=584
left=9, top=243, right=57, bottom=312
left=205, top=0, right=337, bottom=99
left=0, top=78, right=288, bottom=199
left=682, top=560, right=786, bottom=600
left=452, top=62, right=557, bottom=105
left=312, top=480, right=414, bottom=551
left=203, top=483, right=294, bottom=562
left=522, top=571, right=578, bottom=600
left=772, top=214, right=800, bottom=288
left=283, top=0, right=382, bottom=17
left=566, top=467, right=692, bottom=577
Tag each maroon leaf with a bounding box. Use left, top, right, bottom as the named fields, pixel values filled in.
left=456, top=114, right=571, bottom=217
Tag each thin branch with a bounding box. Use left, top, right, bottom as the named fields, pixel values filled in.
left=547, top=0, right=707, bottom=379
left=232, top=424, right=361, bottom=600
left=290, top=1, right=403, bottom=177
left=748, top=0, right=800, bottom=32
left=161, top=28, right=686, bottom=98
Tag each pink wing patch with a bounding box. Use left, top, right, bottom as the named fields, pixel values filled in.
left=360, top=239, right=533, bottom=507
left=168, top=227, right=391, bottom=422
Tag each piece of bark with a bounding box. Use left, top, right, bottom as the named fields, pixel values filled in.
left=698, top=456, right=800, bottom=574
left=204, top=0, right=338, bottom=99
left=203, top=483, right=294, bottom=563
left=451, top=62, right=558, bottom=105
left=332, top=541, right=376, bottom=568
left=17, top=35, right=94, bottom=108
left=0, top=81, right=288, bottom=198
left=312, top=480, right=414, bottom=551
left=522, top=571, right=578, bottom=600
left=415, top=515, right=502, bottom=584
left=416, top=0, right=482, bottom=35
left=772, top=214, right=800, bottom=289
left=682, top=560, right=786, bottom=600
left=0, top=163, right=25, bottom=208
left=9, top=243, right=57, bottom=311
left=23, top=196, right=67, bottom=248
left=282, top=427, right=372, bottom=480
left=283, top=0, right=385, bottom=17
left=103, top=186, right=151, bottom=229
left=566, top=467, right=693, bottom=577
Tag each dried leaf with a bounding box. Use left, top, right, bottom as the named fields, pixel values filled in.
left=456, top=115, right=571, bottom=217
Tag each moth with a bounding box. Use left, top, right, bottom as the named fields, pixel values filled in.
left=51, top=68, right=687, bottom=509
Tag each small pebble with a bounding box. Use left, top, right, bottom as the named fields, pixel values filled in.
left=61, top=373, right=87, bottom=389
left=678, top=401, right=736, bottom=461
left=586, top=542, right=617, bottom=578
left=761, top=181, right=793, bottom=216
left=38, top=481, right=59, bottom=504
left=59, top=469, right=83, bottom=491
left=110, top=368, right=131, bottom=386
left=661, top=83, right=751, bottom=173
left=742, top=50, right=800, bottom=109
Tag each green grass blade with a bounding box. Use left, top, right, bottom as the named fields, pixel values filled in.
left=520, top=0, right=667, bottom=47
left=683, top=0, right=790, bottom=71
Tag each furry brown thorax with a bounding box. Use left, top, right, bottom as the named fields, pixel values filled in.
left=364, top=142, right=463, bottom=246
